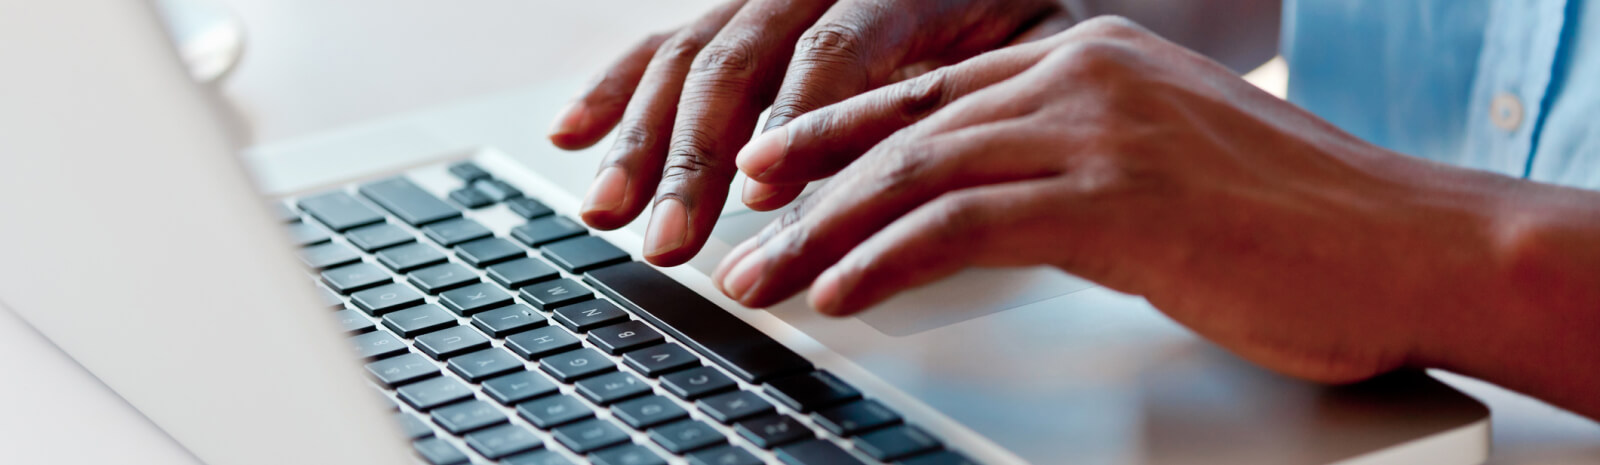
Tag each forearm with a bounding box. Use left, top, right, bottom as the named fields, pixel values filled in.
left=1065, top=0, right=1282, bottom=73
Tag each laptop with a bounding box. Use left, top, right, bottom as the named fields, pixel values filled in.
left=0, top=1, right=1492, bottom=464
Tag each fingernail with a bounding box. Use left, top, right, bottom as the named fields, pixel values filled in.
left=735, top=126, right=789, bottom=178
left=582, top=167, right=628, bottom=214
left=548, top=102, right=586, bottom=139
left=713, top=239, right=760, bottom=291
left=720, top=246, right=770, bottom=302
left=809, top=267, right=849, bottom=315
left=741, top=178, right=778, bottom=206
left=643, top=198, right=688, bottom=258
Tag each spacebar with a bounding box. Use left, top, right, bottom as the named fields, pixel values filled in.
left=584, top=261, right=813, bottom=383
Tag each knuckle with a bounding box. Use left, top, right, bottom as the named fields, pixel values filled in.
left=1049, top=39, right=1138, bottom=81
left=873, top=144, right=936, bottom=196
left=612, top=124, right=656, bottom=152
left=692, top=36, right=760, bottom=73
left=893, top=70, right=949, bottom=121
left=1073, top=15, right=1145, bottom=40
left=661, top=129, right=731, bottom=184
left=795, top=23, right=866, bottom=64
left=926, top=194, right=991, bottom=241
left=657, top=35, right=706, bottom=63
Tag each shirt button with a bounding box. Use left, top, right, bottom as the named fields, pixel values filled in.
left=1490, top=92, right=1524, bottom=131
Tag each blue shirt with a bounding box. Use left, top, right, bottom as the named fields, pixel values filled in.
left=1283, top=0, right=1600, bottom=189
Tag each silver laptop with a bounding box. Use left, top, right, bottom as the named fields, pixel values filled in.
left=0, top=2, right=1492, bottom=464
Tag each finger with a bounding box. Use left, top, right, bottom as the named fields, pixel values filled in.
left=1007, top=11, right=1078, bottom=45
left=740, top=178, right=804, bottom=211
left=643, top=0, right=838, bottom=266
left=549, top=31, right=672, bottom=150
left=580, top=0, right=745, bottom=230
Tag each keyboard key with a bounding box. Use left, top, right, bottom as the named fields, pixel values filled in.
left=735, top=415, right=812, bottom=449
left=448, top=161, right=492, bottom=182
left=898, top=450, right=978, bottom=465
left=775, top=439, right=867, bottom=465
left=421, top=217, right=492, bottom=247
left=505, top=326, right=582, bottom=360
left=473, top=179, right=523, bottom=202
left=503, top=449, right=575, bottom=465
left=611, top=395, right=688, bottom=430
left=588, top=320, right=665, bottom=354
left=398, top=376, right=475, bottom=411
left=316, top=286, right=345, bottom=309
left=447, top=347, right=524, bottom=382
left=585, top=262, right=813, bottom=383
left=466, top=423, right=545, bottom=459
left=359, top=177, right=462, bottom=226
left=660, top=366, right=737, bottom=400
left=376, top=242, right=449, bottom=273
left=550, top=418, right=629, bottom=454
left=516, top=394, right=594, bottom=429
left=539, top=348, right=616, bottom=382
left=396, top=411, right=435, bottom=439
left=297, top=190, right=384, bottom=231
left=552, top=300, right=629, bottom=332
left=365, top=352, right=440, bottom=388
left=414, top=437, right=470, bottom=465
left=541, top=236, right=630, bottom=273
left=482, top=371, right=559, bottom=405
left=351, top=282, right=425, bottom=315
left=852, top=425, right=941, bottom=461
left=274, top=202, right=301, bottom=222
left=449, top=187, right=494, bottom=209
left=487, top=258, right=560, bottom=289
left=506, top=197, right=554, bottom=219
left=520, top=278, right=595, bottom=310
left=812, top=400, right=902, bottom=437
left=763, top=371, right=861, bottom=413
left=574, top=371, right=651, bottom=405
left=472, top=304, right=547, bottom=337
left=591, top=443, right=666, bottom=465
left=382, top=304, right=458, bottom=338
left=432, top=399, right=508, bottom=434
left=455, top=237, right=526, bottom=267
left=299, top=242, right=361, bottom=269
left=687, top=445, right=762, bottom=465
left=350, top=331, right=408, bottom=360
left=440, top=282, right=513, bottom=315
left=511, top=216, right=587, bottom=247
left=320, top=262, right=392, bottom=294
left=648, top=419, right=725, bottom=454
left=333, top=308, right=375, bottom=334
left=415, top=325, right=491, bottom=360
left=346, top=223, right=415, bottom=251
left=407, top=262, right=478, bottom=294
left=287, top=221, right=332, bottom=246
left=695, top=391, right=774, bottom=424
left=624, top=343, right=700, bottom=377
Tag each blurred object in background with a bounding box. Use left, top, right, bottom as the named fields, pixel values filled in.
left=154, top=0, right=246, bottom=83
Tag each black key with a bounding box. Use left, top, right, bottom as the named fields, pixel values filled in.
left=506, top=197, right=554, bottom=219
left=466, top=423, right=545, bottom=459
left=421, top=217, right=492, bottom=247
left=346, top=223, right=415, bottom=251
left=456, top=237, right=526, bottom=267
left=504, top=326, right=582, bottom=360
left=591, top=443, right=666, bottom=465
left=503, top=449, right=576, bottom=465
left=366, top=353, right=439, bottom=388
left=396, top=412, right=434, bottom=439
left=624, top=343, right=700, bottom=377
left=447, top=347, right=524, bottom=382
left=321, top=262, right=392, bottom=294
left=589, top=321, right=665, bottom=355
left=516, top=394, right=594, bottom=429
left=273, top=202, right=301, bottom=222
left=487, top=258, right=559, bottom=289
left=852, top=425, right=941, bottom=461
left=376, top=242, right=448, bottom=273
left=316, top=286, right=346, bottom=309
left=482, top=371, right=559, bottom=405
left=695, top=391, right=774, bottom=424
left=511, top=216, right=586, bottom=247
left=539, top=348, right=616, bottom=382
left=472, top=304, right=547, bottom=337
left=552, top=300, right=628, bottom=332
left=648, top=419, right=725, bottom=454
left=407, top=262, right=478, bottom=294
left=449, top=187, right=494, bottom=209
left=735, top=415, right=812, bottom=449
left=541, top=236, right=630, bottom=273
left=763, top=371, right=861, bottom=413
left=359, top=177, right=463, bottom=226
left=611, top=395, right=689, bottom=430
left=299, top=242, right=361, bottom=270
left=775, top=439, right=867, bottom=465
left=550, top=418, right=629, bottom=454
left=440, top=282, right=513, bottom=315
left=287, top=221, right=331, bottom=246
left=297, top=190, right=384, bottom=231
left=333, top=308, right=375, bottom=334
left=586, top=262, right=813, bottom=383
left=351, top=331, right=408, bottom=360
left=382, top=304, right=458, bottom=338
left=415, top=325, right=491, bottom=360
left=433, top=399, right=507, bottom=435
left=351, top=282, right=425, bottom=315
left=473, top=178, right=523, bottom=202
left=812, top=400, right=902, bottom=437
left=574, top=371, right=651, bottom=405
left=660, top=366, right=737, bottom=400
left=686, top=445, right=762, bottom=465
left=898, top=451, right=978, bottom=465
left=414, top=437, right=470, bottom=465
left=520, top=278, right=595, bottom=310
left=448, top=161, right=492, bottom=183
left=398, top=376, right=474, bottom=411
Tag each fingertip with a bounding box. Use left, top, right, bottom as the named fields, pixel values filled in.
left=735, top=126, right=789, bottom=179
left=742, top=180, right=803, bottom=211
left=547, top=102, right=589, bottom=147
left=809, top=266, right=854, bottom=317
left=642, top=197, right=690, bottom=263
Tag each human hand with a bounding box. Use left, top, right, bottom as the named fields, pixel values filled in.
left=548, top=0, right=1077, bottom=266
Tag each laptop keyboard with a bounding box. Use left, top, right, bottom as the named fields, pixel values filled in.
left=279, top=159, right=976, bottom=465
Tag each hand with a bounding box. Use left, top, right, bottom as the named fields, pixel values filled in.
left=711, top=17, right=1531, bottom=385
left=548, top=0, right=1077, bottom=266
